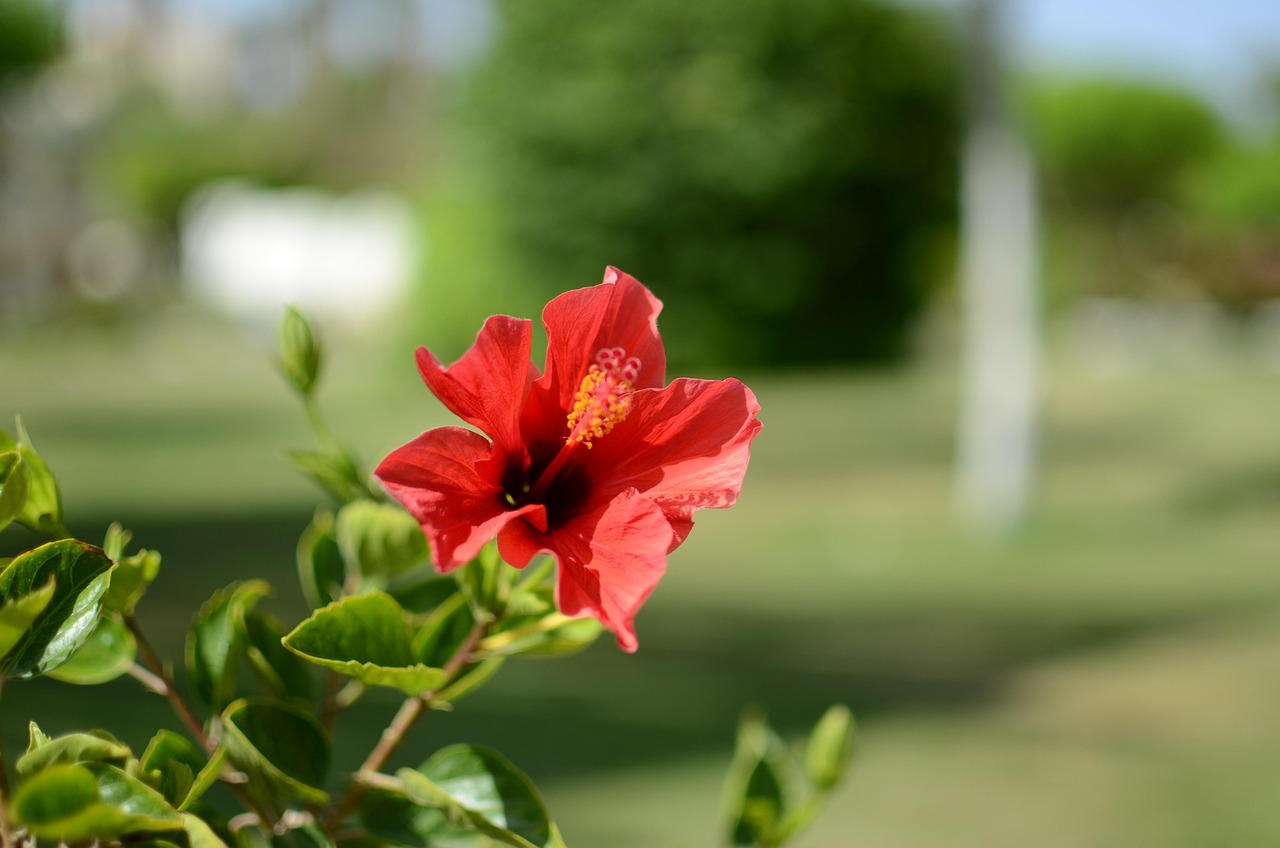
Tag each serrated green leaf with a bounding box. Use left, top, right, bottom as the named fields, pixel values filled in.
left=395, top=745, right=564, bottom=848
left=186, top=580, right=271, bottom=710
left=47, top=615, right=137, bottom=685
left=221, top=698, right=330, bottom=807
left=244, top=610, right=314, bottom=703
left=282, top=592, right=447, bottom=695
left=0, top=450, right=30, bottom=532
left=12, top=762, right=183, bottom=842
left=15, top=730, right=131, bottom=778
left=804, top=705, right=855, bottom=791
left=297, top=509, right=346, bottom=609
left=336, top=500, right=429, bottom=584
left=0, top=539, right=115, bottom=679
left=279, top=305, right=322, bottom=397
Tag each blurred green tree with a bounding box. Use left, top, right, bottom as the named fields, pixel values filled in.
left=467, top=0, right=960, bottom=368
left=0, top=0, right=61, bottom=91
left=1027, top=79, right=1223, bottom=215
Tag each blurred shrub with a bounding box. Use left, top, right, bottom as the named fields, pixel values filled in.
left=0, top=0, right=61, bottom=91
left=1027, top=79, right=1224, bottom=215
left=467, top=0, right=960, bottom=368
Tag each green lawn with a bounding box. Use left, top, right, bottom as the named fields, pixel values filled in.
left=2, top=310, right=1279, bottom=846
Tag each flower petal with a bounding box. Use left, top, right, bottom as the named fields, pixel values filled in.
left=587, top=377, right=762, bottom=546
left=537, top=268, right=667, bottom=410
left=499, top=489, right=673, bottom=652
left=415, top=315, right=536, bottom=459
left=375, top=426, right=545, bottom=571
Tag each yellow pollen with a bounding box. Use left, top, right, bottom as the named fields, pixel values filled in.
left=565, top=363, right=635, bottom=447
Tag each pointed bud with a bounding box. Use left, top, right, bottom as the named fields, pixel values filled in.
left=279, top=305, right=322, bottom=396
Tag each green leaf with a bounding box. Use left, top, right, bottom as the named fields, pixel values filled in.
left=183, top=811, right=231, bottom=848
left=184, top=746, right=229, bottom=811
left=336, top=500, right=429, bottom=584
left=412, top=592, right=476, bottom=668
left=0, top=579, right=56, bottom=659
left=357, top=787, right=471, bottom=846
left=47, top=615, right=137, bottom=684
left=140, top=730, right=206, bottom=807
left=26, top=720, right=51, bottom=753
left=723, top=712, right=788, bottom=848
left=431, top=656, right=505, bottom=707
left=102, top=522, right=132, bottom=561
left=221, top=698, right=330, bottom=807
left=288, top=447, right=368, bottom=505
left=15, top=730, right=131, bottom=778
left=1, top=420, right=64, bottom=535
left=396, top=745, right=564, bottom=848
left=12, top=762, right=183, bottom=842
left=804, top=705, right=855, bottom=791
left=0, top=450, right=30, bottom=532
left=456, top=543, right=502, bottom=619
left=279, top=305, right=322, bottom=397
left=0, top=539, right=115, bottom=679
left=104, top=545, right=162, bottom=615
left=296, top=509, right=346, bottom=609
left=282, top=592, right=447, bottom=695
left=481, top=614, right=603, bottom=659
left=244, top=610, right=314, bottom=703
left=186, top=580, right=271, bottom=710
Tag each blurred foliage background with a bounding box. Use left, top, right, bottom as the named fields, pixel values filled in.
left=4, top=0, right=1280, bottom=846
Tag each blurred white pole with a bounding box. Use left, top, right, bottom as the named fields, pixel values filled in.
left=956, top=0, right=1040, bottom=534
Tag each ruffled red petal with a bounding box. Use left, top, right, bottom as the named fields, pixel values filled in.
left=546, top=489, right=674, bottom=653
left=585, top=377, right=761, bottom=542
left=375, top=426, right=545, bottom=571
left=537, top=268, right=667, bottom=411
left=415, top=315, right=536, bottom=461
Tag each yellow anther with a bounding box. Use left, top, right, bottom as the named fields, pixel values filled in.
left=566, top=363, right=634, bottom=447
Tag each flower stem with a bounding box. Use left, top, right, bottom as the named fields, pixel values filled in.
left=124, top=616, right=211, bottom=752
left=326, top=619, right=488, bottom=830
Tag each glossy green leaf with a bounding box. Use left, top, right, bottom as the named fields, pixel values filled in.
left=336, top=500, right=429, bottom=584
left=104, top=545, right=162, bottom=615
left=0, top=579, right=55, bottom=659
left=288, top=447, right=368, bottom=505
left=804, top=705, right=855, bottom=791
left=297, top=509, right=346, bottom=609
left=12, top=762, right=183, bottom=842
left=183, top=811, right=231, bottom=848
left=0, top=539, right=115, bottom=679
left=0, top=450, right=29, bottom=532
left=279, top=305, right=322, bottom=397
left=15, top=730, right=131, bottom=778
left=186, top=580, right=271, bottom=710
left=47, top=615, right=137, bottom=684
left=1, top=420, right=64, bottom=535
left=282, top=592, right=447, bottom=695
left=244, top=610, right=314, bottom=703
left=357, top=787, right=472, bottom=846
left=396, top=745, right=564, bottom=848
left=221, top=698, right=330, bottom=806
left=140, top=730, right=206, bottom=807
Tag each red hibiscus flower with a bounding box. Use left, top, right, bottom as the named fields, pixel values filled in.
left=375, top=268, right=761, bottom=651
